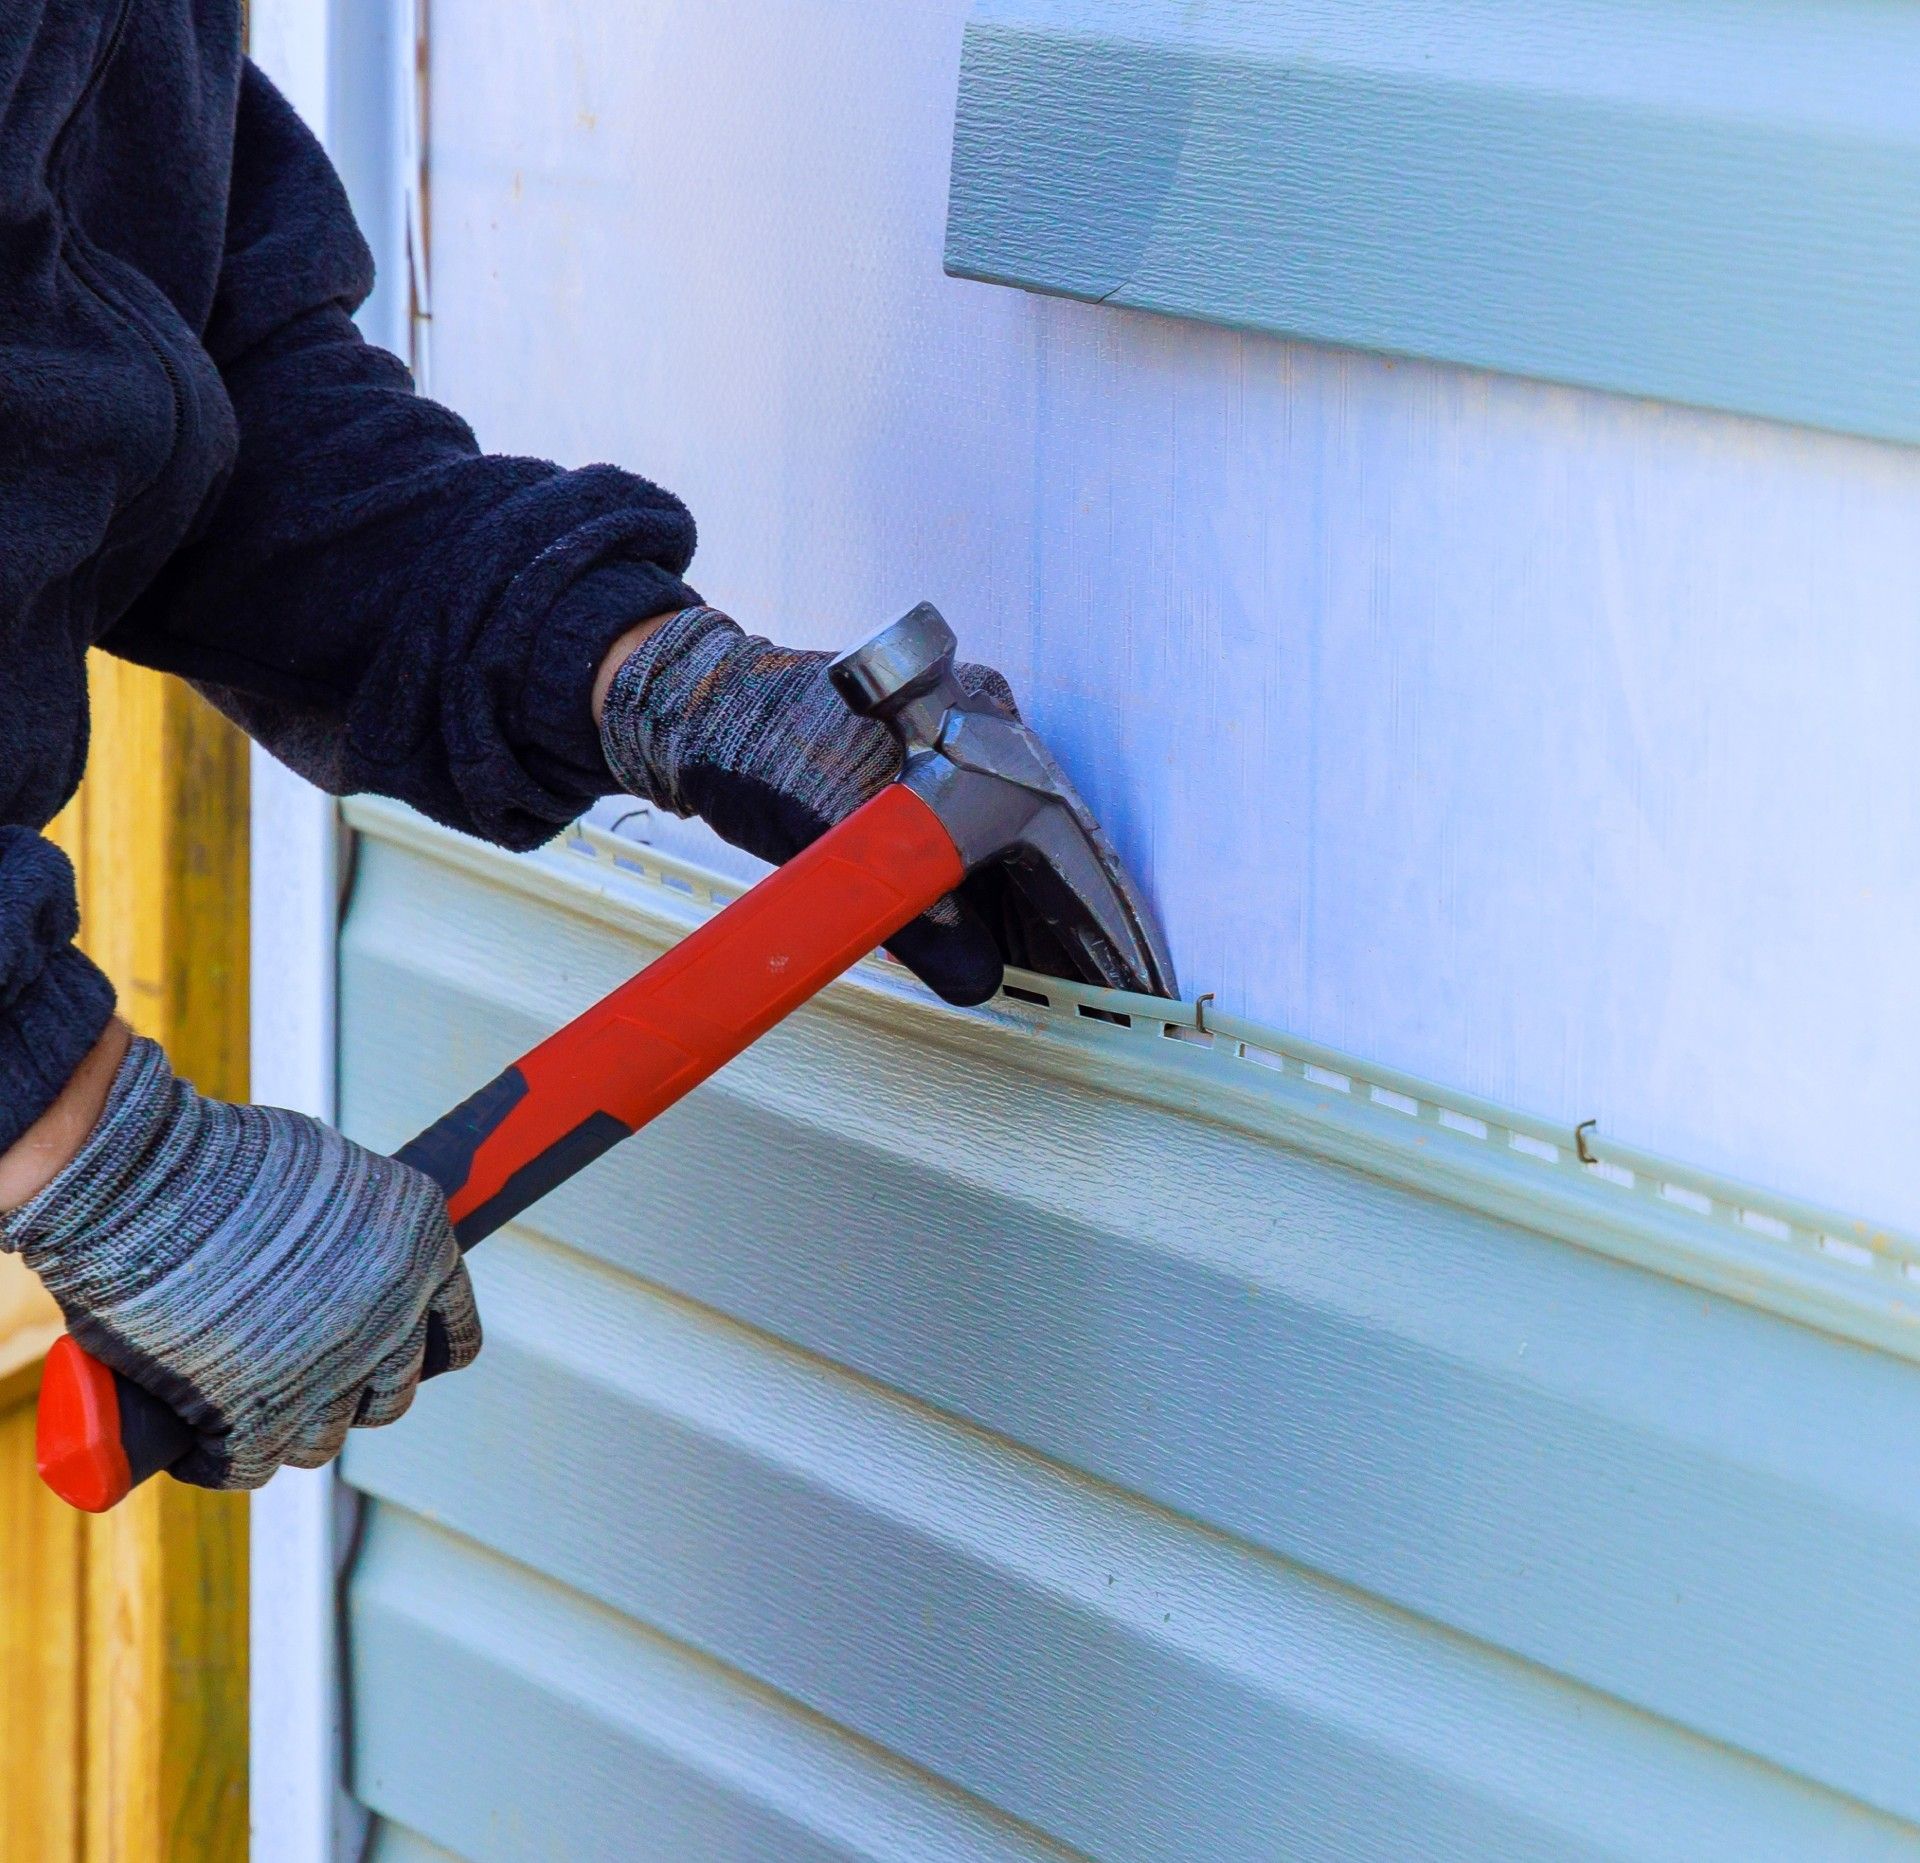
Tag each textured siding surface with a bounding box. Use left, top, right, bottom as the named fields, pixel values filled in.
left=338, top=806, right=1920, bottom=1861
left=947, top=0, right=1920, bottom=444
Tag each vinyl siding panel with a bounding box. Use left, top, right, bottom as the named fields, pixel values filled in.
left=337, top=806, right=1920, bottom=1860
left=350, top=1507, right=1069, bottom=1863
left=367, top=1825, right=462, bottom=1863
left=946, top=0, right=1920, bottom=444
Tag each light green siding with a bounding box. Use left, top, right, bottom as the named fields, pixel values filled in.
left=947, top=0, right=1920, bottom=443
left=338, top=803, right=1920, bottom=1858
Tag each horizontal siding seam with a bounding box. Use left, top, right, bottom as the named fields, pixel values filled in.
left=341, top=797, right=1920, bottom=1370
left=351, top=1500, right=1089, bottom=1862
left=344, top=1234, right=1917, bottom=1843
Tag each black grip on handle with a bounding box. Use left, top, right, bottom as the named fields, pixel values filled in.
left=117, top=1367, right=197, bottom=1486
left=394, top=1061, right=632, bottom=1383
left=393, top=1065, right=530, bottom=1221
left=395, top=1063, right=632, bottom=1255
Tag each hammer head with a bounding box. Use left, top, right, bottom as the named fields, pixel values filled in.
left=830, top=603, right=1178, bottom=1001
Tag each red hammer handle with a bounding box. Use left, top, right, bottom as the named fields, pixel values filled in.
left=36, top=784, right=967, bottom=1512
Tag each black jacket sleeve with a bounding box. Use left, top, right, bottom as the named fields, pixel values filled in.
left=0, top=832, right=117, bottom=1158
left=103, top=62, right=698, bottom=849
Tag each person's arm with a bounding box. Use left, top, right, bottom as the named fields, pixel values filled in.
left=103, top=62, right=695, bottom=850
left=0, top=1017, right=128, bottom=1211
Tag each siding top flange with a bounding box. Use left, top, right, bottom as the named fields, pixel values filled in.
left=344, top=796, right=1920, bottom=1367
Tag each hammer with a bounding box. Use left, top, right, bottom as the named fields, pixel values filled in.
left=36, top=603, right=1177, bottom=1510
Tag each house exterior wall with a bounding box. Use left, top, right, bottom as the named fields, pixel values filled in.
left=415, top=0, right=1920, bottom=1231
left=319, top=2, right=1920, bottom=1857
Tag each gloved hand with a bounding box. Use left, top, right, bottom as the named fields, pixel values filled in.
left=599, top=604, right=1042, bottom=1006
left=0, top=1036, right=478, bottom=1490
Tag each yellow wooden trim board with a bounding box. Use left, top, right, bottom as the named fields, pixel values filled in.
left=0, top=1395, right=84, bottom=1862
left=2, top=659, right=250, bottom=1863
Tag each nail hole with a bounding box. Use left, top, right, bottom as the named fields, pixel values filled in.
left=1002, top=985, right=1050, bottom=1007
left=1509, top=1132, right=1559, bottom=1162
left=1303, top=1064, right=1351, bottom=1092
left=1371, top=1086, right=1418, bottom=1116
left=1439, top=1109, right=1488, bottom=1139
left=1078, top=1004, right=1132, bottom=1027
left=1820, top=1234, right=1874, bottom=1268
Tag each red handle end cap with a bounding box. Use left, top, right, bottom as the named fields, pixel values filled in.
left=37, top=1335, right=132, bottom=1512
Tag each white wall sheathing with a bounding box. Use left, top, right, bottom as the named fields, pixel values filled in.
left=422, top=1, right=1920, bottom=1225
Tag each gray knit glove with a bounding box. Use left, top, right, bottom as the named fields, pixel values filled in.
left=600, top=604, right=1053, bottom=1006
left=0, top=1037, right=479, bottom=1490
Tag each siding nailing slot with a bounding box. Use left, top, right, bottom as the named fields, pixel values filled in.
left=488, top=807, right=1920, bottom=1312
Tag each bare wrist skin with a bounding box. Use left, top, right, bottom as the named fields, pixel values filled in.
left=0, top=1017, right=131, bottom=1211
left=592, top=608, right=685, bottom=729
